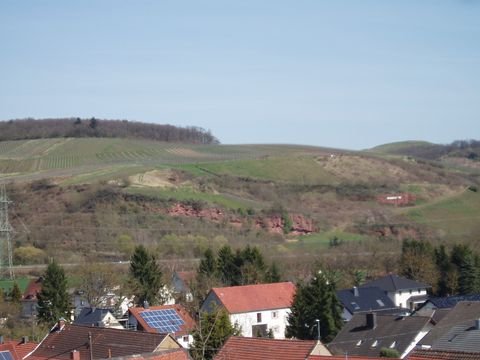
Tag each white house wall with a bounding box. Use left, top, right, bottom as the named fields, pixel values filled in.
left=230, top=308, right=290, bottom=339
left=389, top=289, right=427, bottom=309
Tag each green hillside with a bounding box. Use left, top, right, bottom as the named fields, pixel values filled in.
left=0, top=137, right=478, bottom=267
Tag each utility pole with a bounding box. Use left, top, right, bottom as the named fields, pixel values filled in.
left=0, top=184, right=15, bottom=280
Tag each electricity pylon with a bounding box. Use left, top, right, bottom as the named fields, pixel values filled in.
left=0, top=184, right=14, bottom=279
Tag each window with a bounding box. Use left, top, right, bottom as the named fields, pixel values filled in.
left=376, top=299, right=385, bottom=307
left=389, top=341, right=396, bottom=349
left=351, top=302, right=360, bottom=310
left=272, top=311, right=278, bottom=319
left=371, top=340, right=378, bottom=348
left=356, top=340, right=363, bottom=347
left=257, top=313, right=262, bottom=323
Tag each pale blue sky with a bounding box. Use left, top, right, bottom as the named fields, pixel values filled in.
left=1, top=1, right=479, bottom=149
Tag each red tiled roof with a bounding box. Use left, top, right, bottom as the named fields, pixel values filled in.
left=211, top=282, right=296, bottom=314
left=129, top=304, right=196, bottom=336
left=408, top=349, right=480, bottom=360
left=214, top=336, right=317, bottom=360
left=22, top=278, right=42, bottom=300
left=111, top=349, right=191, bottom=360
left=309, top=356, right=384, bottom=360
left=0, top=339, right=38, bottom=360
left=25, top=324, right=172, bottom=360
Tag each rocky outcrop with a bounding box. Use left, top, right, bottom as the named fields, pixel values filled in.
left=167, top=203, right=314, bottom=235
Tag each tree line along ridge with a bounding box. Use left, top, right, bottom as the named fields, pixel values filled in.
left=0, top=118, right=219, bottom=144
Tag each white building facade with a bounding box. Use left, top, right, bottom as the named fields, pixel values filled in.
left=230, top=308, right=290, bottom=338
left=200, top=282, right=296, bottom=339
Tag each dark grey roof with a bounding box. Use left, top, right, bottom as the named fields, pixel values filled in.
left=74, top=307, right=114, bottom=326
left=361, top=274, right=430, bottom=292
left=328, top=313, right=431, bottom=358
left=419, top=302, right=480, bottom=347
left=432, top=322, right=480, bottom=353
left=337, top=286, right=397, bottom=315
left=426, top=294, right=480, bottom=309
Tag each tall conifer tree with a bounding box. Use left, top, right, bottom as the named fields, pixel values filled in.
left=37, top=260, right=70, bottom=325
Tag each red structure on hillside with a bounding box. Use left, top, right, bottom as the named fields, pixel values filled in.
left=377, top=193, right=416, bottom=206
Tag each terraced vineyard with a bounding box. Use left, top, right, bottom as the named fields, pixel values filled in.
left=0, top=138, right=334, bottom=183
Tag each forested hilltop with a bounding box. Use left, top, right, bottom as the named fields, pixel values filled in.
left=0, top=118, right=219, bottom=144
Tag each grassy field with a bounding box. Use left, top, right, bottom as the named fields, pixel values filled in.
left=0, top=277, right=30, bottom=293
left=125, top=185, right=261, bottom=210
left=282, top=230, right=369, bottom=252
left=405, top=188, right=480, bottom=243
left=0, top=138, right=334, bottom=183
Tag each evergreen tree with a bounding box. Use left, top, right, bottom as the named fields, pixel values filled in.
left=238, top=246, right=266, bottom=285
left=190, top=308, right=240, bottom=360
left=198, top=248, right=217, bottom=278
left=286, top=270, right=342, bottom=342
left=435, top=245, right=454, bottom=296
left=129, top=245, right=163, bottom=305
left=10, top=282, right=22, bottom=303
left=265, top=262, right=282, bottom=283
left=217, top=245, right=239, bottom=286
left=451, top=244, right=479, bottom=295
left=37, top=260, right=70, bottom=325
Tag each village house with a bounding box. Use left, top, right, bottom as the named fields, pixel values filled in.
left=361, top=274, right=429, bottom=310
left=408, top=349, right=480, bottom=360
left=73, top=307, right=124, bottom=329
left=128, top=304, right=196, bottom=349
left=200, top=282, right=296, bottom=338
left=24, top=321, right=181, bottom=360
left=328, top=313, right=432, bottom=359
left=171, top=271, right=195, bottom=303
left=418, top=301, right=480, bottom=352
left=0, top=337, right=37, bottom=360
left=213, top=336, right=330, bottom=360
left=336, top=286, right=403, bottom=322
left=21, top=277, right=43, bottom=318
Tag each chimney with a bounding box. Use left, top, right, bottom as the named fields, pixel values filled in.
left=22, top=336, right=29, bottom=344
left=71, top=350, right=80, bottom=360
left=0, top=335, right=3, bottom=344
left=366, top=313, right=377, bottom=329
left=475, top=319, right=480, bottom=330
left=353, top=286, right=359, bottom=297
left=143, top=300, right=149, bottom=309
left=57, top=318, right=66, bottom=331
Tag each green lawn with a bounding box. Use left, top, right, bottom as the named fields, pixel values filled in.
left=283, top=230, right=368, bottom=252
left=0, top=277, right=30, bottom=293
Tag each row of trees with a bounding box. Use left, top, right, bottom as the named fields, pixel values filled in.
left=197, top=245, right=281, bottom=290
left=0, top=118, right=219, bottom=144
left=36, top=245, right=164, bottom=325
left=400, top=239, right=480, bottom=296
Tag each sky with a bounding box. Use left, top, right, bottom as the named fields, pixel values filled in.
left=0, top=1, right=479, bottom=150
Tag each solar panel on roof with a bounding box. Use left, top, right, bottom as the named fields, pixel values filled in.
left=0, top=351, right=14, bottom=360
left=140, top=309, right=185, bottom=333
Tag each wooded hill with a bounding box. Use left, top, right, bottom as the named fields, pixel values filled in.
left=0, top=118, right=219, bottom=144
